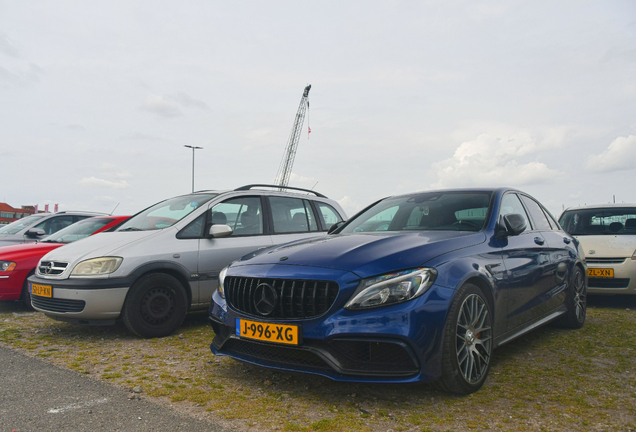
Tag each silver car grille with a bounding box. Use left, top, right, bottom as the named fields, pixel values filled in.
left=37, top=261, right=69, bottom=276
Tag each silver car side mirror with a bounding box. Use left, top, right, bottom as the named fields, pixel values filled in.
left=209, top=224, right=233, bottom=238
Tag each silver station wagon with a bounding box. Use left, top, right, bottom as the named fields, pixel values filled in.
left=28, top=185, right=346, bottom=337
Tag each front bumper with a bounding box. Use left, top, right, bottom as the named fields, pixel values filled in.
left=208, top=266, right=454, bottom=383
left=27, top=274, right=129, bottom=322
left=0, top=269, right=28, bottom=301
left=587, top=258, right=636, bottom=294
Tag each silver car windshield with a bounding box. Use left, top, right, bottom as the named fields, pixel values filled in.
left=116, top=194, right=217, bottom=232
left=340, top=192, right=492, bottom=233
left=560, top=208, right=636, bottom=235
left=0, top=214, right=47, bottom=235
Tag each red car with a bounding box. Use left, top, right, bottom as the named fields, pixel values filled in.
left=0, top=215, right=129, bottom=306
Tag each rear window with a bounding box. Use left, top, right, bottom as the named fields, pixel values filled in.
left=559, top=208, right=636, bottom=235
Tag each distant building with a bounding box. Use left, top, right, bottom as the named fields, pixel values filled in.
left=0, top=203, right=36, bottom=225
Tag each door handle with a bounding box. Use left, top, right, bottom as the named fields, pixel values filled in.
left=534, top=237, right=545, bottom=245
left=563, top=237, right=571, bottom=244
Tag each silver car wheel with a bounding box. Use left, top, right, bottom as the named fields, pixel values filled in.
left=456, top=293, right=492, bottom=385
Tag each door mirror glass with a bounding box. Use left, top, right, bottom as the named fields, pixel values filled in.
left=209, top=224, right=233, bottom=238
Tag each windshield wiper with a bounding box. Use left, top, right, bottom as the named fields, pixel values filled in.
left=118, top=227, right=143, bottom=232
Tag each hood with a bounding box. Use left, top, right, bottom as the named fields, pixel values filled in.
left=0, top=242, right=62, bottom=260
left=235, top=231, right=486, bottom=279
left=575, top=235, right=636, bottom=259
left=41, top=230, right=162, bottom=263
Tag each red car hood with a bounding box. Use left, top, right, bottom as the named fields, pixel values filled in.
left=0, top=242, right=63, bottom=261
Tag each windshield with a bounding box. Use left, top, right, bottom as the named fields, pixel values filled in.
left=42, top=217, right=116, bottom=243
left=559, top=208, right=636, bottom=235
left=116, top=194, right=217, bottom=232
left=0, top=215, right=47, bottom=235
left=340, top=191, right=493, bottom=234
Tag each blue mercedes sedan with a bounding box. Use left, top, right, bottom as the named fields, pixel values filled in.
left=208, top=188, right=587, bottom=394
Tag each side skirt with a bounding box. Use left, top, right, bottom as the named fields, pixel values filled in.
left=494, top=306, right=566, bottom=348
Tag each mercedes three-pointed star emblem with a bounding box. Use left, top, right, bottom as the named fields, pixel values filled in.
left=253, top=283, right=278, bottom=316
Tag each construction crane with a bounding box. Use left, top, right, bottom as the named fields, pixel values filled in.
left=274, top=84, right=311, bottom=189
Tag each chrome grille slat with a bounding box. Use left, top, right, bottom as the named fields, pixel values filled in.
left=586, top=258, right=626, bottom=265
left=37, top=261, right=69, bottom=276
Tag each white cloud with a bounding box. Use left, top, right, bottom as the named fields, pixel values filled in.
left=337, top=196, right=363, bottom=217
left=431, top=133, right=562, bottom=189
left=167, top=91, right=210, bottom=110
left=78, top=177, right=130, bottom=189
left=140, top=94, right=183, bottom=118
left=0, top=32, right=19, bottom=58
left=586, top=135, right=636, bottom=173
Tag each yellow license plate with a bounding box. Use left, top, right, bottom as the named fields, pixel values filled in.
left=236, top=318, right=300, bottom=345
left=31, top=283, right=52, bottom=297
left=588, top=268, right=614, bottom=278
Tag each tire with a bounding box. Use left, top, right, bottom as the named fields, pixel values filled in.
left=437, top=283, right=493, bottom=395
left=122, top=273, right=188, bottom=338
left=554, top=266, right=586, bottom=329
left=20, top=273, right=35, bottom=311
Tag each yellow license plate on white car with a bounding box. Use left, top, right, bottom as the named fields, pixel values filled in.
left=31, top=283, right=52, bottom=297
left=588, top=268, right=614, bottom=278
left=236, top=318, right=300, bottom=345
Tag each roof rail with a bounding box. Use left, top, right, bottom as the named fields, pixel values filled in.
left=234, top=184, right=327, bottom=198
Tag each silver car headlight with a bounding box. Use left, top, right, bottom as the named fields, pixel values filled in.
left=71, top=257, right=123, bottom=276
left=217, top=266, right=229, bottom=299
left=344, top=268, right=437, bottom=310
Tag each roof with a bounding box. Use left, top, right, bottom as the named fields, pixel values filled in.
left=563, top=203, right=636, bottom=211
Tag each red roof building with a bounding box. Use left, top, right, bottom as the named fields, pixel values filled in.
left=0, top=203, right=36, bottom=225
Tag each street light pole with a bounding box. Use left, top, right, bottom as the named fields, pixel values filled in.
left=184, top=145, right=203, bottom=193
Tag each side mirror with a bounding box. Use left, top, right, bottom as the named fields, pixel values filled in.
left=209, top=224, right=233, bottom=238
left=327, top=220, right=346, bottom=234
left=25, top=228, right=46, bottom=238
left=502, top=213, right=527, bottom=236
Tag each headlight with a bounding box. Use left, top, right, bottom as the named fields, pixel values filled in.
left=0, top=261, right=16, bottom=272
left=71, top=257, right=123, bottom=276
left=344, top=268, right=437, bottom=310
left=217, top=266, right=228, bottom=299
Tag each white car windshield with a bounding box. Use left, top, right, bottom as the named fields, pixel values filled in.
left=560, top=208, right=636, bottom=235
left=340, top=192, right=492, bottom=233
left=116, top=194, right=217, bottom=232
left=41, top=217, right=117, bottom=243
left=0, top=214, right=47, bottom=235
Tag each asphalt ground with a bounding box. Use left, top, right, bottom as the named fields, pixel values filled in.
left=0, top=343, right=223, bottom=432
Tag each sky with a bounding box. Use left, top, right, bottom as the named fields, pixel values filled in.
left=1, top=1, right=635, bottom=219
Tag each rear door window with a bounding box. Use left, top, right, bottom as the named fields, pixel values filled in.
left=269, top=197, right=319, bottom=233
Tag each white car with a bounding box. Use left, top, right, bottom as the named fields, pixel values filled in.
left=559, top=204, right=636, bottom=294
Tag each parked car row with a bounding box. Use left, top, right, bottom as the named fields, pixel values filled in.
left=2, top=183, right=633, bottom=394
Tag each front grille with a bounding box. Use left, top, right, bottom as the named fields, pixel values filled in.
left=588, top=278, right=630, bottom=289
left=586, top=258, right=626, bottom=265
left=37, top=261, right=69, bottom=276
left=225, top=277, right=339, bottom=319
left=32, top=295, right=85, bottom=313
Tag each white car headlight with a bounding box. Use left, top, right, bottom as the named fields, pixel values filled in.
left=71, top=257, right=123, bottom=276
left=344, top=267, right=437, bottom=310
left=217, top=266, right=228, bottom=299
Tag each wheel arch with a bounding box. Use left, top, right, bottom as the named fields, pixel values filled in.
left=126, top=262, right=193, bottom=309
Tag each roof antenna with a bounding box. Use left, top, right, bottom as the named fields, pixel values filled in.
left=110, top=203, right=120, bottom=216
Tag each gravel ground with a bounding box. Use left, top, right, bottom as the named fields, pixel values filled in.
left=1, top=297, right=636, bottom=431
